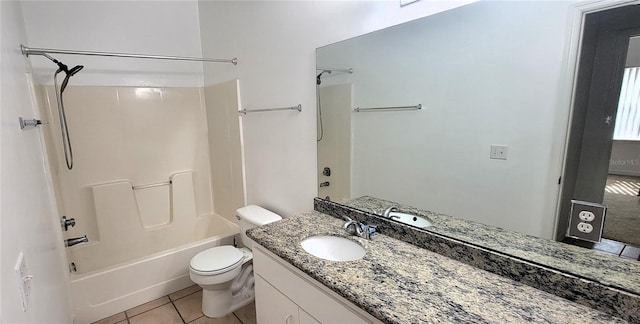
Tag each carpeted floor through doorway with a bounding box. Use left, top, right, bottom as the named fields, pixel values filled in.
left=603, top=175, right=640, bottom=246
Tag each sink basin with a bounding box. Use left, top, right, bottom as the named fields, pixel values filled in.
left=388, top=211, right=432, bottom=229
left=301, top=235, right=365, bottom=261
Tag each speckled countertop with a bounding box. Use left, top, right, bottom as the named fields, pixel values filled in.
left=247, top=211, right=625, bottom=323
left=343, top=196, right=640, bottom=294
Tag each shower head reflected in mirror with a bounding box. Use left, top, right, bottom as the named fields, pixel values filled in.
left=316, top=70, right=331, bottom=85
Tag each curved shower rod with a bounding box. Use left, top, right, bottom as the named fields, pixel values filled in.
left=20, top=44, right=238, bottom=65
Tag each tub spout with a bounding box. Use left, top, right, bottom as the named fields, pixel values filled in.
left=65, top=235, right=88, bottom=247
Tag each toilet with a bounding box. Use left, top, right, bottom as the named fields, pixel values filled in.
left=189, top=205, right=282, bottom=318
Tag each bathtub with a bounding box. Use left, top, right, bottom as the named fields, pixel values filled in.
left=71, top=227, right=238, bottom=324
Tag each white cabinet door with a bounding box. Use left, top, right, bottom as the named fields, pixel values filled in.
left=255, top=274, right=299, bottom=324
left=253, top=245, right=381, bottom=324
left=298, top=308, right=320, bottom=324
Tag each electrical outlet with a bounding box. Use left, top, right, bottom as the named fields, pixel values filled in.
left=14, top=252, right=32, bottom=312
left=490, top=145, right=508, bottom=160
left=577, top=222, right=594, bottom=233
left=578, top=211, right=596, bottom=222
left=567, top=200, right=606, bottom=242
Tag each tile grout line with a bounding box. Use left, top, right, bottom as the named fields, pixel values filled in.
left=125, top=298, right=172, bottom=322
left=233, top=312, right=244, bottom=324
left=170, top=299, right=187, bottom=324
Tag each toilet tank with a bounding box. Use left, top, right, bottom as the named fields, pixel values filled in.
left=236, top=205, right=282, bottom=248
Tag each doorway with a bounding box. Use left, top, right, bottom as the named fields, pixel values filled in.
left=558, top=4, right=640, bottom=257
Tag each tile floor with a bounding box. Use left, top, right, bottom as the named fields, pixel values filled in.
left=92, top=285, right=256, bottom=324
left=563, top=237, right=640, bottom=261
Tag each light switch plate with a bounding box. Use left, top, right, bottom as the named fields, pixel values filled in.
left=490, top=145, right=508, bottom=160
left=14, top=252, right=31, bottom=312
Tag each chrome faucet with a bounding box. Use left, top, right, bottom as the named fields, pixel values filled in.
left=342, top=216, right=378, bottom=240
left=60, top=216, right=76, bottom=231
left=382, top=206, right=399, bottom=218
left=65, top=235, right=88, bottom=247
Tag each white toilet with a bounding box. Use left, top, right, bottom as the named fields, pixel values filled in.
left=189, top=205, right=282, bottom=318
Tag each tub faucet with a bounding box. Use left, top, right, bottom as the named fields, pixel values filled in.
left=342, top=216, right=378, bottom=240
left=65, top=235, right=88, bottom=247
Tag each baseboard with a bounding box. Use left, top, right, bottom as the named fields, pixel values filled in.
left=608, top=170, right=640, bottom=177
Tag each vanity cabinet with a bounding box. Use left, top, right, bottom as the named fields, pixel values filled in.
left=255, top=276, right=319, bottom=324
left=253, top=245, right=381, bottom=324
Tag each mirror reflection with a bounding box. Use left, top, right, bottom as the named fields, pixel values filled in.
left=601, top=35, right=640, bottom=249
left=316, top=1, right=639, bottom=253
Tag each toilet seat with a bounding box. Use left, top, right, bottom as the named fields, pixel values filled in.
left=190, top=246, right=244, bottom=276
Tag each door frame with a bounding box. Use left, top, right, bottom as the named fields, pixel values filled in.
left=554, top=0, right=640, bottom=240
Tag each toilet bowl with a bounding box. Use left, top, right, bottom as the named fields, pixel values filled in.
left=189, top=205, right=282, bottom=318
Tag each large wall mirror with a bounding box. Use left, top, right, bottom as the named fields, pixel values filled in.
left=316, top=1, right=640, bottom=251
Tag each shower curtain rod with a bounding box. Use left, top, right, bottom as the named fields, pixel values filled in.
left=20, top=44, right=238, bottom=65
left=316, top=67, right=353, bottom=73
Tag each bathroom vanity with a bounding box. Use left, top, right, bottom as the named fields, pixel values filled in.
left=253, top=245, right=378, bottom=324
left=248, top=211, right=626, bottom=323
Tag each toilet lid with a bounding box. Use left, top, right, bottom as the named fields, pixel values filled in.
left=190, top=246, right=244, bottom=274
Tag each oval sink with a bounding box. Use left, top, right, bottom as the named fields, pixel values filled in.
left=301, top=235, right=365, bottom=261
left=389, top=211, right=432, bottom=229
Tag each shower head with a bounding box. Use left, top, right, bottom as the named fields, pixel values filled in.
left=47, top=56, right=82, bottom=171
left=55, top=62, right=83, bottom=78
left=51, top=61, right=83, bottom=93
left=68, top=65, right=84, bottom=76
left=316, top=70, right=332, bottom=85
left=60, top=66, right=83, bottom=93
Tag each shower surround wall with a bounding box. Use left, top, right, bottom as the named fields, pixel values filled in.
left=36, top=83, right=244, bottom=322
left=39, top=85, right=238, bottom=273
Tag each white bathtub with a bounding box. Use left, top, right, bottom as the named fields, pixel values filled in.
left=71, top=229, right=238, bottom=324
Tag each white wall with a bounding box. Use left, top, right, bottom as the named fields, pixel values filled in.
left=20, top=0, right=205, bottom=87
left=317, top=1, right=573, bottom=238
left=198, top=0, right=475, bottom=218
left=0, top=1, right=73, bottom=322
left=19, top=0, right=475, bottom=223
left=204, top=80, right=247, bottom=224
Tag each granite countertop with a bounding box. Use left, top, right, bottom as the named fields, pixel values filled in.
left=247, top=211, right=626, bottom=323
left=343, top=196, right=640, bottom=295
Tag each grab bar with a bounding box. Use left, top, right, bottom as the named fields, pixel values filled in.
left=132, top=180, right=172, bottom=190
left=239, top=104, right=302, bottom=115
left=354, top=104, right=422, bottom=112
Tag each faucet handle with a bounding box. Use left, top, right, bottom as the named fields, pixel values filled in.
left=343, top=220, right=358, bottom=235
left=363, top=224, right=378, bottom=240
